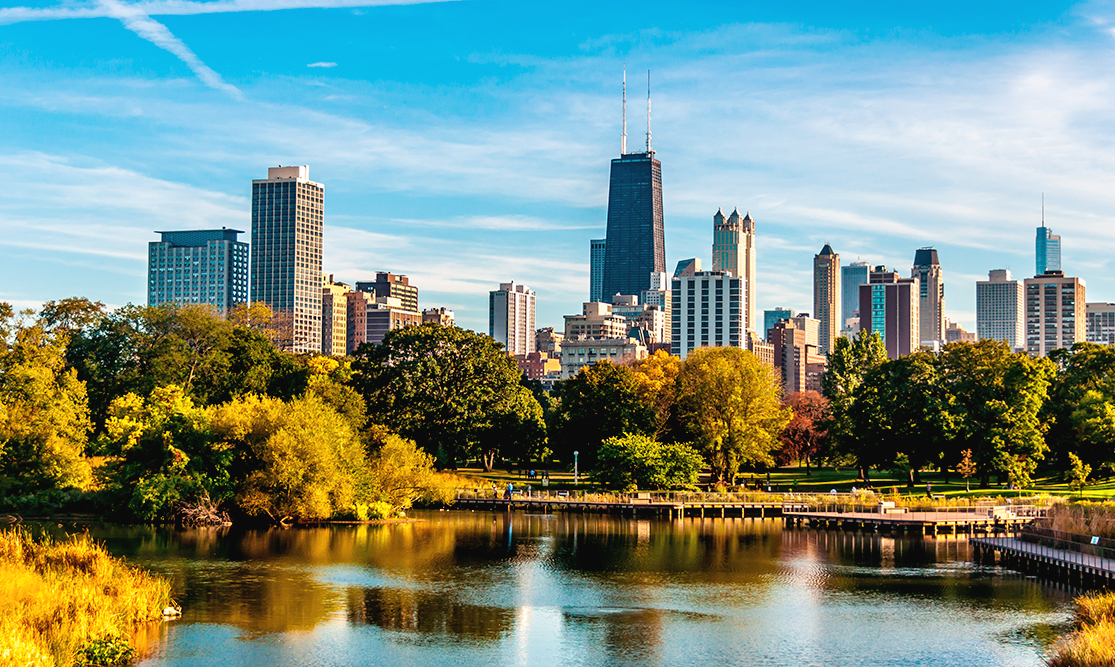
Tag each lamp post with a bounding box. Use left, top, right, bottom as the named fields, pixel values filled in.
left=574, top=451, right=579, bottom=487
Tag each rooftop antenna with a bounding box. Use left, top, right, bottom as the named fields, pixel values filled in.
left=646, top=70, right=652, bottom=153
left=1042, top=193, right=1045, bottom=227
left=621, top=64, right=627, bottom=155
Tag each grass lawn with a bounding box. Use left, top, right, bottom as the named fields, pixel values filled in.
left=452, top=464, right=1115, bottom=500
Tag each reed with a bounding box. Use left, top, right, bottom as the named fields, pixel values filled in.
left=1045, top=502, right=1115, bottom=540
left=0, top=527, right=172, bottom=667
left=1047, top=592, right=1115, bottom=667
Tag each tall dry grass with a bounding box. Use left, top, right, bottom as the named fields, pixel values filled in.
left=1047, top=591, right=1115, bottom=667
left=0, top=528, right=172, bottom=667
left=1045, top=502, right=1115, bottom=540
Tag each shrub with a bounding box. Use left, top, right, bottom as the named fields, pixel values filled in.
left=594, top=434, right=703, bottom=490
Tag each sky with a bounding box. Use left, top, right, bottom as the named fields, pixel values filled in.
left=2, top=0, right=1115, bottom=333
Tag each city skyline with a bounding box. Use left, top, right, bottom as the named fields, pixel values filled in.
left=4, top=1, right=1115, bottom=335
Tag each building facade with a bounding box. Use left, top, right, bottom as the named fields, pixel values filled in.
left=148, top=228, right=248, bottom=316
left=841, top=261, right=870, bottom=326
left=601, top=152, right=665, bottom=301
left=670, top=270, right=744, bottom=360
left=640, top=271, right=672, bottom=342
left=515, top=351, right=562, bottom=381
left=355, top=272, right=418, bottom=313
left=769, top=319, right=827, bottom=395
left=858, top=266, right=920, bottom=360
left=589, top=238, right=606, bottom=303
left=712, top=207, right=757, bottom=334
left=321, top=274, right=351, bottom=356
left=560, top=337, right=647, bottom=379
left=1037, top=224, right=1062, bottom=277
left=763, top=308, right=795, bottom=341
left=535, top=327, right=564, bottom=355
left=813, top=245, right=840, bottom=355
left=563, top=302, right=630, bottom=341
left=489, top=282, right=536, bottom=356
left=1024, top=271, right=1085, bottom=356
left=346, top=291, right=421, bottom=351
left=422, top=307, right=455, bottom=327
left=611, top=295, right=668, bottom=345
left=976, top=269, right=1024, bottom=350
left=912, top=248, right=946, bottom=345
left=944, top=321, right=976, bottom=343
left=250, top=166, right=324, bottom=353
left=1086, top=303, right=1115, bottom=345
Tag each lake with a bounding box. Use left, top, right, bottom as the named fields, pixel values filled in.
left=59, top=511, right=1075, bottom=666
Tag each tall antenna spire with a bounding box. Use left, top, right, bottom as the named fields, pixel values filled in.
left=646, top=70, right=652, bottom=153
left=1042, top=193, right=1045, bottom=227
left=621, top=64, right=627, bottom=155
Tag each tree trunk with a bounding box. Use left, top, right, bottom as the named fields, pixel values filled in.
left=942, top=465, right=950, bottom=484
left=483, top=450, right=496, bottom=473
left=907, top=467, right=916, bottom=488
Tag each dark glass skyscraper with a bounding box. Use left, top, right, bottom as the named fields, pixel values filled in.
left=600, top=152, right=665, bottom=301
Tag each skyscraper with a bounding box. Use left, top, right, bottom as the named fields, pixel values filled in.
left=841, top=261, right=870, bottom=326
left=812, top=245, right=840, bottom=355
left=976, top=269, right=1024, bottom=350
left=489, top=282, right=536, bottom=356
left=1024, top=271, right=1084, bottom=356
left=1036, top=199, right=1062, bottom=276
left=250, top=165, right=324, bottom=353
left=670, top=270, right=744, bottom=360
left=858, top=266, right=920, bottom=360
left=600, top=72, right=665, bottom=301
left=712, top=207, right=756, bottom=333
left=589, top=238, right=606, bottom=303
left=912, top=248, right=945, bottom=344
left=763, top=308, right=795, bottom=340
left=148, top=228, right=248, bottom=317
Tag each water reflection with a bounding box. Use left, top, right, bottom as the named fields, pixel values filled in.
left=50, top=513, right=1076, bottom=667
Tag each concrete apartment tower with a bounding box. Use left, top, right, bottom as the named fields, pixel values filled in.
left=858, top=266, right=920, bottom=360
left=1086, top=303, right=1115, bottom=345
left=148, top=228, right=248, bottom=317
left=589, top=238, right=606, bottom=303
left=841, top=261, right=870, bottom=326
left=812, top=245, right=840, bottom=355
left=321, top=274, right=351, bottom=356
left=912, top=248, right=946, bottom=345
left=712, top=207, right=757, bottom=334
left=670, top=270, right=744, bottom=360
left=1024, top=271, right=1085, bottom=356
left=355, top=273, right=418, bottom=313
left=250, top=166, right=324, bottom=353
left=489, top=282, right=536, bottom=356
left=976, top=269, right=1024, bottom=350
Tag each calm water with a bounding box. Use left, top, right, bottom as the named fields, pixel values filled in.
left=58, top=511, right=1075, bottom=666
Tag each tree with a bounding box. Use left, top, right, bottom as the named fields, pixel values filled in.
left=872, top=352, right=955, bottom=487
left=361, top=426, right=452, bottom=516
left=0, top=318, right=92, bottom=494
left=594, top=433, right=703, bottom=491
left=213, top=394, right=365, bottom=523
left=821, top=332, right=888, bottom=477
left=351, top=323, right=543, bottom=469
left=475, top=384, right=548, bottom=472
left=674, top=347, right=790, bottom=483
left=1071, top=389, right=1115, bottom=473
left=1067, top=452, right=1092, bottom=498
left=1046, top=344, right=1115, bottom=469
left=940, top=340, right=1055, bottom=488
left=777, top=391, right=829, bottom=473
left=552, top=360, right=656, bottom=469
left=630, top=351, right=682, bottom=440
left=957, top=449, right=977, bottom=492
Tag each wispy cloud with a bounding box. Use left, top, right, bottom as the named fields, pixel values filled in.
left=307, top=62, right=338, bottom=68
left=0, top=0, right=453, bottom=24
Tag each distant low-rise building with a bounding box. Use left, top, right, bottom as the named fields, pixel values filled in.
left=611, top=294, right=669, bottom=345
left=422, top=307, right=455, bottom=327
left=858, top=266, right=920, bottom=360
left=321, top=274, right=351, bottom=356
left=356, top=272, right=418, bottom=314
left=561, top=338, right=647, bottom=379
left=346, top=292, right=420, bottom=351
left=535, top=327, right=564, bottom=355
left=769, top=318, right=827, bottom=394
left=944, top=321, right=976, bottom=344
left=564, top=302, right=629, bottom=341
left=515, top=351, right=562, bottom=381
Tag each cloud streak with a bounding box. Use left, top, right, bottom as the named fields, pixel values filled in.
left=0, top=0, right=451, bottom=24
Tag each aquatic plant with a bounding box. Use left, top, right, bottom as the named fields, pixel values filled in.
left=1047, top=591, right=1115, bottom=667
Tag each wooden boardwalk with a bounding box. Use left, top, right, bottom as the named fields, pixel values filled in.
left=455, top=496, right=806, bottom=519
left=972, top=535, right=1115, bottom=588
left=784, top=508, right=1037, bottom=534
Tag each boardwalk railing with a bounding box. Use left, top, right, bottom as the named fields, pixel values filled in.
left=1022, top=525, right=1115, bottom=562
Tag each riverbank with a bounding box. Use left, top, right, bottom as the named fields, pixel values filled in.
left=1048, top=591, right=1115, bottom=666
left=0, top=528, right=172, bottom=666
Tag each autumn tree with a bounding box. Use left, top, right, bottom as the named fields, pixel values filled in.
left=674, top=347, right=790, bottom=483
left=361, top=426, right=452, bottom=516
left=777, top=391, right=829, bottom=473
left=630, top=351, right=682, bottom=440
left=957, top=449, right=976, bottom=492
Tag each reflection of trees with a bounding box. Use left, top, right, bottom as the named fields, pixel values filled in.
left=347, top=587, right=512, bottom=640
left=561, top=607, right=667, bottom=663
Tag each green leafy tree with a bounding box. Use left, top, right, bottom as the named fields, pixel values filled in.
left=351, top=323, right=541, bottom=469
left=360, top=426, right=452, bottom=516
left=1067, top=452, right=1092, bottom=498
left=594, top=433, right=703, bottom=491
left=213, top=393, right=365, bottom=523
left=476, top=384, right=549, bottom=471
left=1046, top=343, right=1115, bottom=469
left=0, top=315, right=92, bottom=494
left=552, top=360, right=656, bottom=469
left=940, top=340, right=1055, bottom=488
left=99, top=385, right=229, bottom=520
left=1071, top=388, right=1115, bottom=472
left=821, top=332, right=888, bottom=477
left=674, top=347, right=791, bottom=483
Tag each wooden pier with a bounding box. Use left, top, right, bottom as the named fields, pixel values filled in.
left=972, top=531, right=1115, bottom=589
left=455, top=496, right=806, bottom=519
left=783, top=507, right=1039, bottom=535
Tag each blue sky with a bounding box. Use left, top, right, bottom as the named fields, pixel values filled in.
left=2, top=0, right=1114, bottom=333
